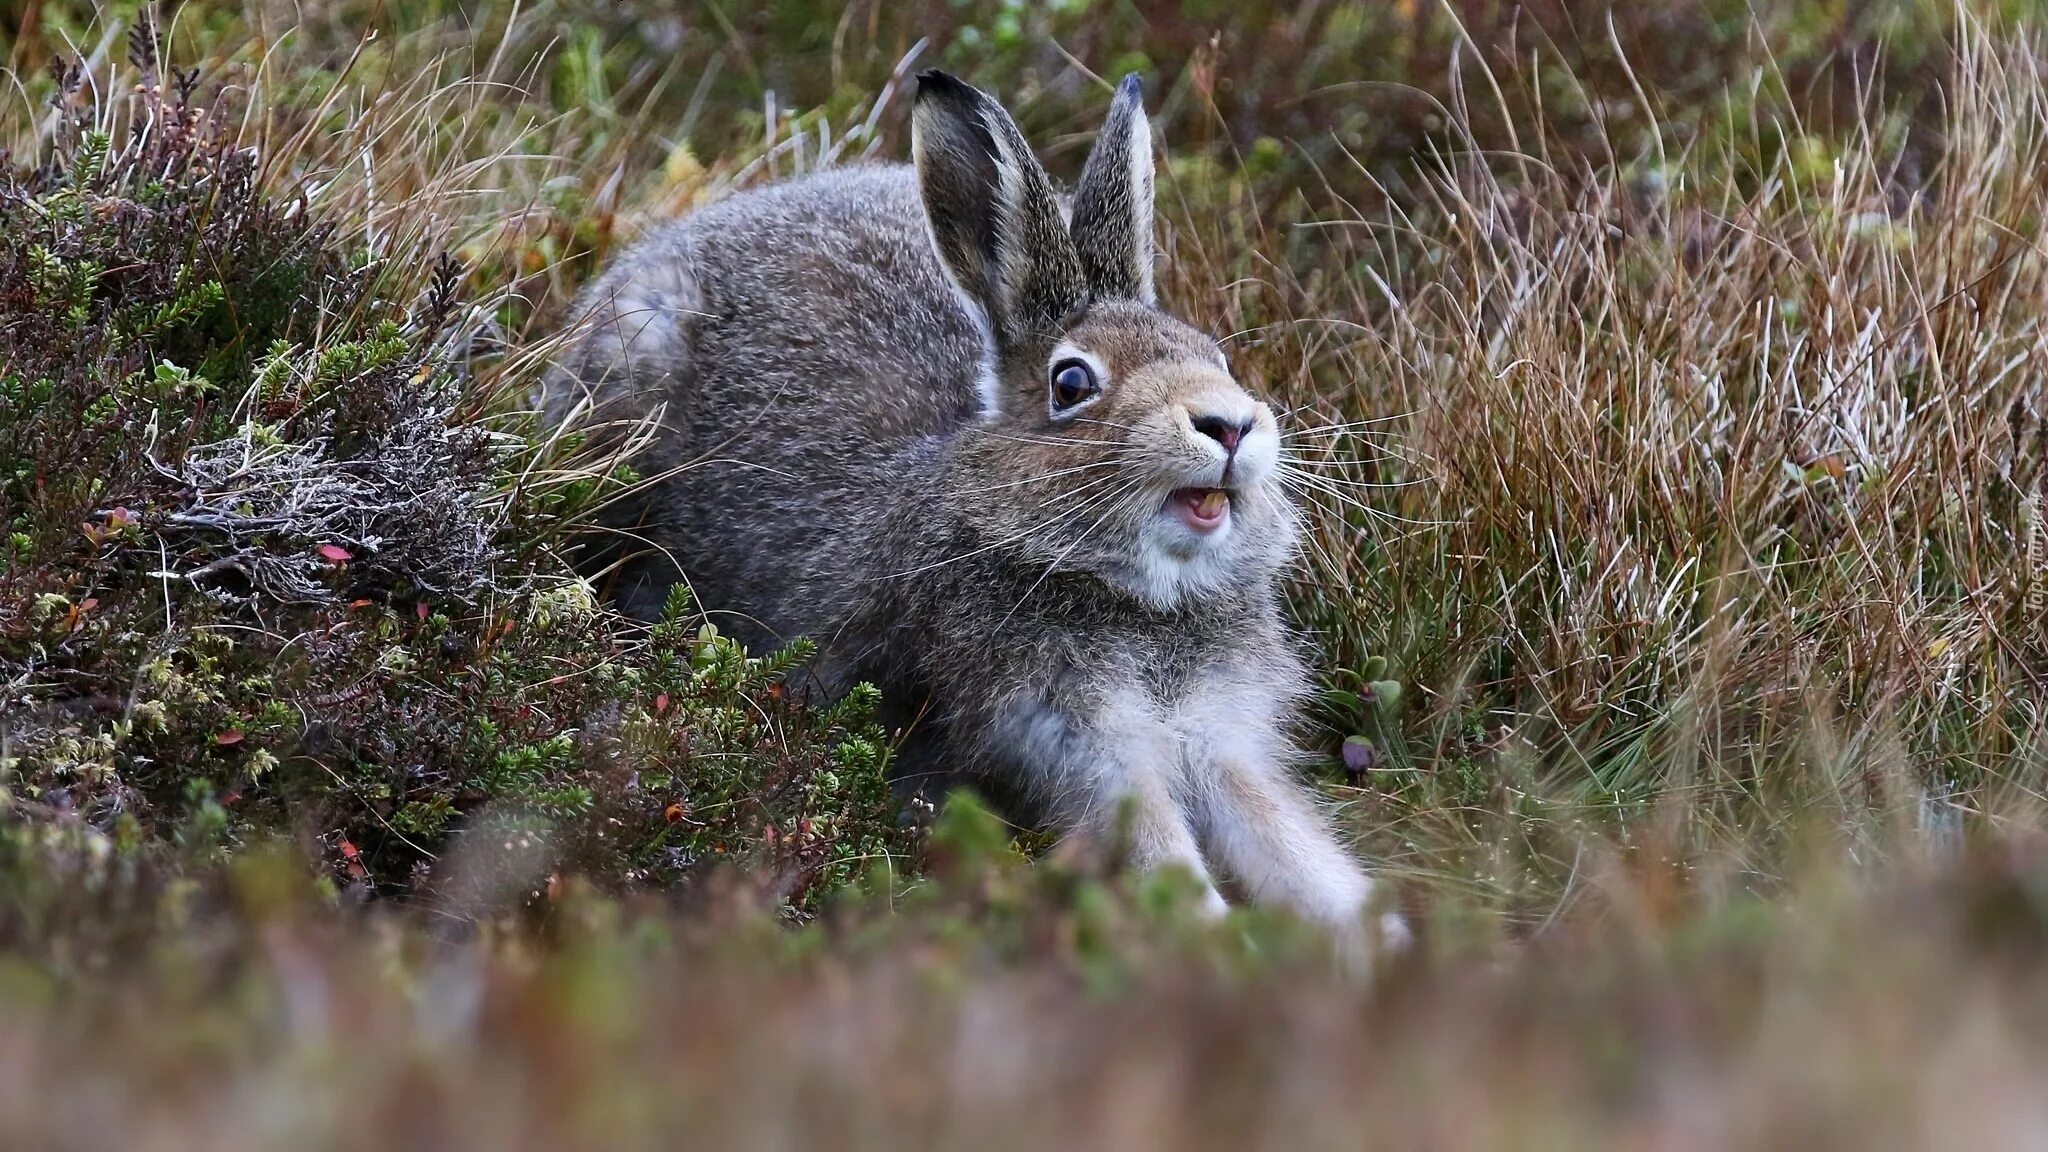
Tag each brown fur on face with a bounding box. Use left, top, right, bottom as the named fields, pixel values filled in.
left=955, top=302, right=1297, bottom=610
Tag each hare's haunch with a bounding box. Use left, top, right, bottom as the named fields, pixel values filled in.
left=547, top=71, right=1404, bottom=962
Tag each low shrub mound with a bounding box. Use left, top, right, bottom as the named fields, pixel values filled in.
left=0, top=57, right=905, bottom=912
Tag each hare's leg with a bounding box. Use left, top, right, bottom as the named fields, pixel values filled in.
left=1068, top=765, right=1226, bottom=918
left=1197, top=755, right=1406, bottom=951
left=1002, top=696, right=1226, bottom=916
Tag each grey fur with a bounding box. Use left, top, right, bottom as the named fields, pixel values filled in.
left=1068, top=73, right=1156, bottom=304
left=545, top=73, right=1400, bottom=958
left=910, top=69, right=1087, bottom=349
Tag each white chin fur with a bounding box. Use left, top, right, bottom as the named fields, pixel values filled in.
left=1124, top=504, right=1262, bottom=610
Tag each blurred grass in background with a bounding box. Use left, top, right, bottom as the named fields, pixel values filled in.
left=4, top=0, right=2048, bottom=1145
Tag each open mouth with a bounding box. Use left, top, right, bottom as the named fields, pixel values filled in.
left=1169, top=487, right=1232, bottom=534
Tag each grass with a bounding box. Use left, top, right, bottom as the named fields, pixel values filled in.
left=3, top=0, right=2048, bottom=1145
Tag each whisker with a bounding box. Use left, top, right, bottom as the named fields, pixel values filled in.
left=1277, top=464, right=1425, bottom=491
left=1280, top=411, right=1413, bottom=434
left=1280, top=470, right=1385, bottom=511
left=994, top=494, right=1123, bottom=634
left=961, top=428, right=1131, bottom=451
left=1064, top=416, right=1144, bottom=435
left=953, top=457, right=1132, bottom=495
left=1281, top=439, right=1432, bottom=469
left=1280, top=430, right=1408, bottom=449
left=1291, top=513, right=1353, bottom=582
left=1281, top=445, right=1429, bottom=468
left=1026, top=470, right=1132, bottom=515
left=1279, top=472, right=1445, bottom=527
left=870, top=472, right=1131, bottom=580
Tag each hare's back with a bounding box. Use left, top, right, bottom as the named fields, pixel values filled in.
left=555, top=164, right=984, bottom=626
left=636, top=164, right=986, bottom=450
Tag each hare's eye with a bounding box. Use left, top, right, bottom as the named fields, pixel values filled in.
left=1048, top=359, right=1100, bottom=413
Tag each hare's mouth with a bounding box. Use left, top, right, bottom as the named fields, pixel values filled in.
left=1169, top=487, right=1231, bottom=535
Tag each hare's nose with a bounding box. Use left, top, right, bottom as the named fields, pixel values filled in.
left=1191, top=414, right=1255, bottom=455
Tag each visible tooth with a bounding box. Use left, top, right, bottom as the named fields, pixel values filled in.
left=1197, top=490, right=1228, bottom=517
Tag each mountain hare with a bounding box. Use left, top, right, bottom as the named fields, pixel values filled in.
left=547, top=71, right=1404, bottom=959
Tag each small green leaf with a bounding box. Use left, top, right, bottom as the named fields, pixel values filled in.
left=1320, top=688, right=1364, bottom=715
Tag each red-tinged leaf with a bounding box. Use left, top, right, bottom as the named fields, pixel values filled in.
left=654, top=693, right=670, bottom=716
left=349, top=598, right=374, bottom=609
left=337, top=838, right=369, bottom=880
left=316, top=544, right=352, bottom=563
left=214, top=729, right=245, bottom=746
left=416, top=601, right=431, bottom=621
left=663, top=802, right=686, bottom=825
left=64, top=599, right=99, bottom=633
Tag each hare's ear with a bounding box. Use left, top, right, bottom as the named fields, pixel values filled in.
left=913, top=70, right=1087, bottom=352
left=1069, top=74, right=1155, bottom=305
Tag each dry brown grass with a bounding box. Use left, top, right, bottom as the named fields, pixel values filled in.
left=1226, top=7, right=2048, bottom=921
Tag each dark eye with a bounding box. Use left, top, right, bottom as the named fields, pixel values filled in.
left=1048, top=359, right=1100, bottom=413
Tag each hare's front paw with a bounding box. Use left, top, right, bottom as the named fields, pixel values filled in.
left=1325, top=904, right=1411, bottom=979
left=1378, top=908, right=1413, bottom=953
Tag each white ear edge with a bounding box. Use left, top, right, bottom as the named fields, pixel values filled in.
left=982, top=105, right=1037, bottom=324
left=1126, top=108, right=1156, bottom=304
left=973, top=347, right=1003, bottom=422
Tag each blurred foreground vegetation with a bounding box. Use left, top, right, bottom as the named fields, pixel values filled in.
left=3, top=0, right=2048, bottom=1145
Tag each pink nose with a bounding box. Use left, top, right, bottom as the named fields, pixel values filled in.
left=1192, top=414, right=1253, bottom=455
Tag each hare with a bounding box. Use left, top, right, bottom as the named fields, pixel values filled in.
left=546, top=70, right=1404, bottom=959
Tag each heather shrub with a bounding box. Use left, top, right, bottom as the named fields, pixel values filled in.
left=0, top=47, right=905, bottom=911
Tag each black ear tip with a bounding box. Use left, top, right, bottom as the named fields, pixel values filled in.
left=916, top=69, right=977, bottom=104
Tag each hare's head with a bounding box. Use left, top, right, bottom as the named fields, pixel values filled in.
left=914, top=70, right=1297, bottom=610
